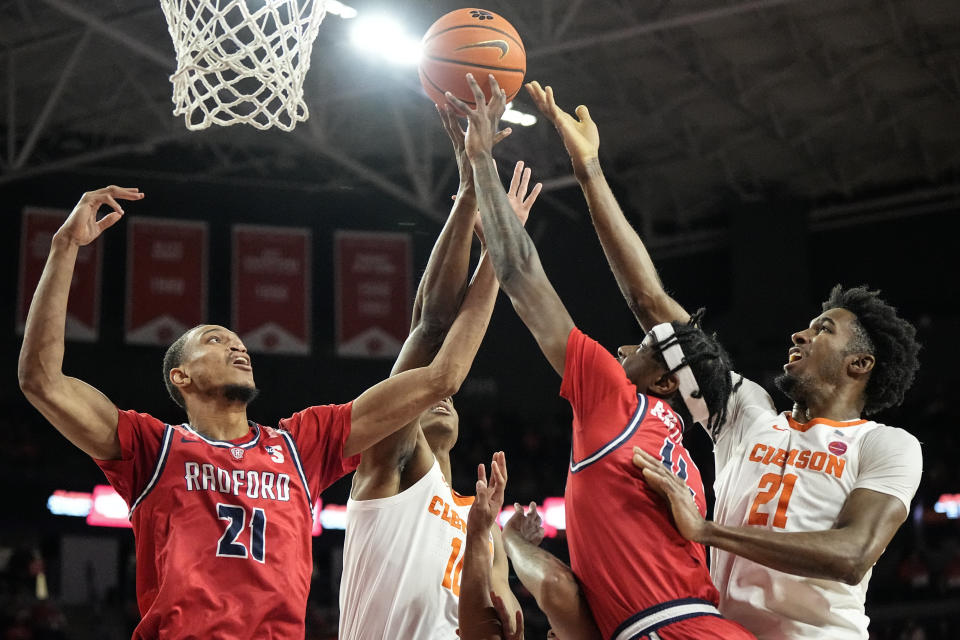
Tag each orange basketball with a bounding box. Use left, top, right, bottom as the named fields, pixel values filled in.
left=418, top=8, right=526, bottom=107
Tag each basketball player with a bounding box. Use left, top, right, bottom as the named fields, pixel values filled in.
left=17, top=186, right=500, bottom=640
left=525, top=81, right=923, bottom=639
left=446, top=74, right=755, bottom=640
left=338, top=106, right=536, bottom=639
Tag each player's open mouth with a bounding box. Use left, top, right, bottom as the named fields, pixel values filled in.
left=232, top=356, right=252, bottom=371
left=430, top=401, right=452, bottom=415
left=787, top=348, right=803, bottom=364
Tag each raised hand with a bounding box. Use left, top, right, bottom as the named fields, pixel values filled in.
left=467, top=451, right=508, bottom=535
left=475, top=161, right=542, bottom=244
left=504, top=501, right=545, bottom=547
left=56, top=186, right=143, bottom=247
left=525, top=81, right=600, bottom=174
left=439, top=104, right=512, bottom=188
left=445, top=74, right=509, bottom=161
left=506, top=161, right=542, bottom=226
left=631, top=447, right=707, bottom=543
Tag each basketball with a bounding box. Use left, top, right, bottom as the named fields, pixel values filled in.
left=418, top=8, right=526, bottom=107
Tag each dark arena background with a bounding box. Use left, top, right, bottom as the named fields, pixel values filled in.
left=1, top=1, right=959, bottom=638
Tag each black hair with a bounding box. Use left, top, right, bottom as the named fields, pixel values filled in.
left=162, top=327, right=201, bottom=410
left=822, top=284, right=920, bottom=415
left=652, top=309, right=740, bottom=441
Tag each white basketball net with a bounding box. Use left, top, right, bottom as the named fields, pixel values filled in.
left=159, top=0, right=327, bottom=131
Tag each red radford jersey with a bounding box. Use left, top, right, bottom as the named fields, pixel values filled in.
left=96, top=405, right=360, bottom=640
left=561, top=329, right=752, bottom=640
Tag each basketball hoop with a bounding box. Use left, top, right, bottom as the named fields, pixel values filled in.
left=159, top=0, right=327, bottom=131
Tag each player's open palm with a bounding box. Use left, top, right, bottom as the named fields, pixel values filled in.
left=525, top=81, right=600, bottom=169
left=506, top=161, right=542, bottom=226
left=475, top=160, right=542, bottom=242
left=504, top=502, right=545, bottom=547
left=468, top=451, right=507, bottom=535
left=632, top=447, right=707, bottom=543
left=57, top=186, right=143, bottom=246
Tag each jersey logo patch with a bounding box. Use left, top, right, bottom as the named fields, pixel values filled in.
left=231, top=447, right=244, bottom=460
left=771, top=424, right=788, bottom=431
left=265, top=445, right=285, bottom=463
left=828, top=441, right=847, bottom=456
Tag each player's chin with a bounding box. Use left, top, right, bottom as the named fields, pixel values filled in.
left=223, top=384, right=260, bottom=405
left=420, top=414, right=458, bottom=438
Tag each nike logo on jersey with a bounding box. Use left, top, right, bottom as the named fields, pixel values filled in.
left=771, top=425, right=788, bottom=431
left=455, top=40, right=509, bottom=59
left=181, top=436, right=201, bottom=443
left=749, top=443, right=846, bottom=479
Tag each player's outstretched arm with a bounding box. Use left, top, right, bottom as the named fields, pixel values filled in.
left=353, top=107, right=501, bottom=497
left=354, top=161, right=541, bottom=499
left=459, top=452, right=522, bottom=640
left=18, top=186, right=144, bottom=460
left=400, top=104, right=509, bottom=364
left=345, top=250, right=499, bottom=457
left=503, top=504, right=602, bottom=640
left=633, top=447, right=910, bottom=585
left=525, top=81, right=689, bottom=331
left=446, top=74, right=574, bottom=376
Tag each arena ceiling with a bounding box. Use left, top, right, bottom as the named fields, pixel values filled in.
left=1, top=0, right=959, bottom=253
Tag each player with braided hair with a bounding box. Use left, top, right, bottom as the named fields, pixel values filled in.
left=445, top=74, right=755, bottom=640
left=525, top=80, right=922, bottom=640
left=631, top=308, right=742, bottom=442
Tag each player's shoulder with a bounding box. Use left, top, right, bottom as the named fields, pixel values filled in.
left=859, top=419, right=920, bottom=447
left=724, top=373, right=779, bottom=430
left=729, top=372, right=774, bottom=404
left=118, top=408, right=168, bottom=431
left=855, top=420, right=922, bottom=463
left=278, top=403, right=350, bottom=427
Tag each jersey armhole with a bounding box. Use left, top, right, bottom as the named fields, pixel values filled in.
left=570, top=394, right=648, bottom=474
left=128, top=425, right=175, bottom=517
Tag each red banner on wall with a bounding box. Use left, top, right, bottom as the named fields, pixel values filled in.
left=232, top=225, right=311, bottom=355
left=17, top=207, right=103, bottom=342
left=335, top=231, right=411, bottom=359
left=125, top=218, right=207, bottom=345
left=17, top=208, right=102, bottom=342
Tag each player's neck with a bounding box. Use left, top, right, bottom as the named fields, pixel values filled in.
left=791, top=392, right=864, bottom=424
left=186, top=403, right=251, bottom=441
left=793, top=379, right=865, bottom=423
left=433, top=450, right=453, bottom=485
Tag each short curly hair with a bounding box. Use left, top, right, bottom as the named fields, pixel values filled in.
left=822, top=285, right=920, bottom=415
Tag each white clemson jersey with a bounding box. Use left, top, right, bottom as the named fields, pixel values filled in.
left=339, top=459, right=477, bottom=640
left=708, top=375, right=922, bottom=640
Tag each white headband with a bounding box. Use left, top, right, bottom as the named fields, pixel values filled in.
left=648, top=322, right=710, bottom=425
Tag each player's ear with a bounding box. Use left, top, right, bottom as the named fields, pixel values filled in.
left=650, top=372, right=679, bottom=397
left=170, top=367, right=190, bottom=391
left=848, top=353, right=875, bottom=376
